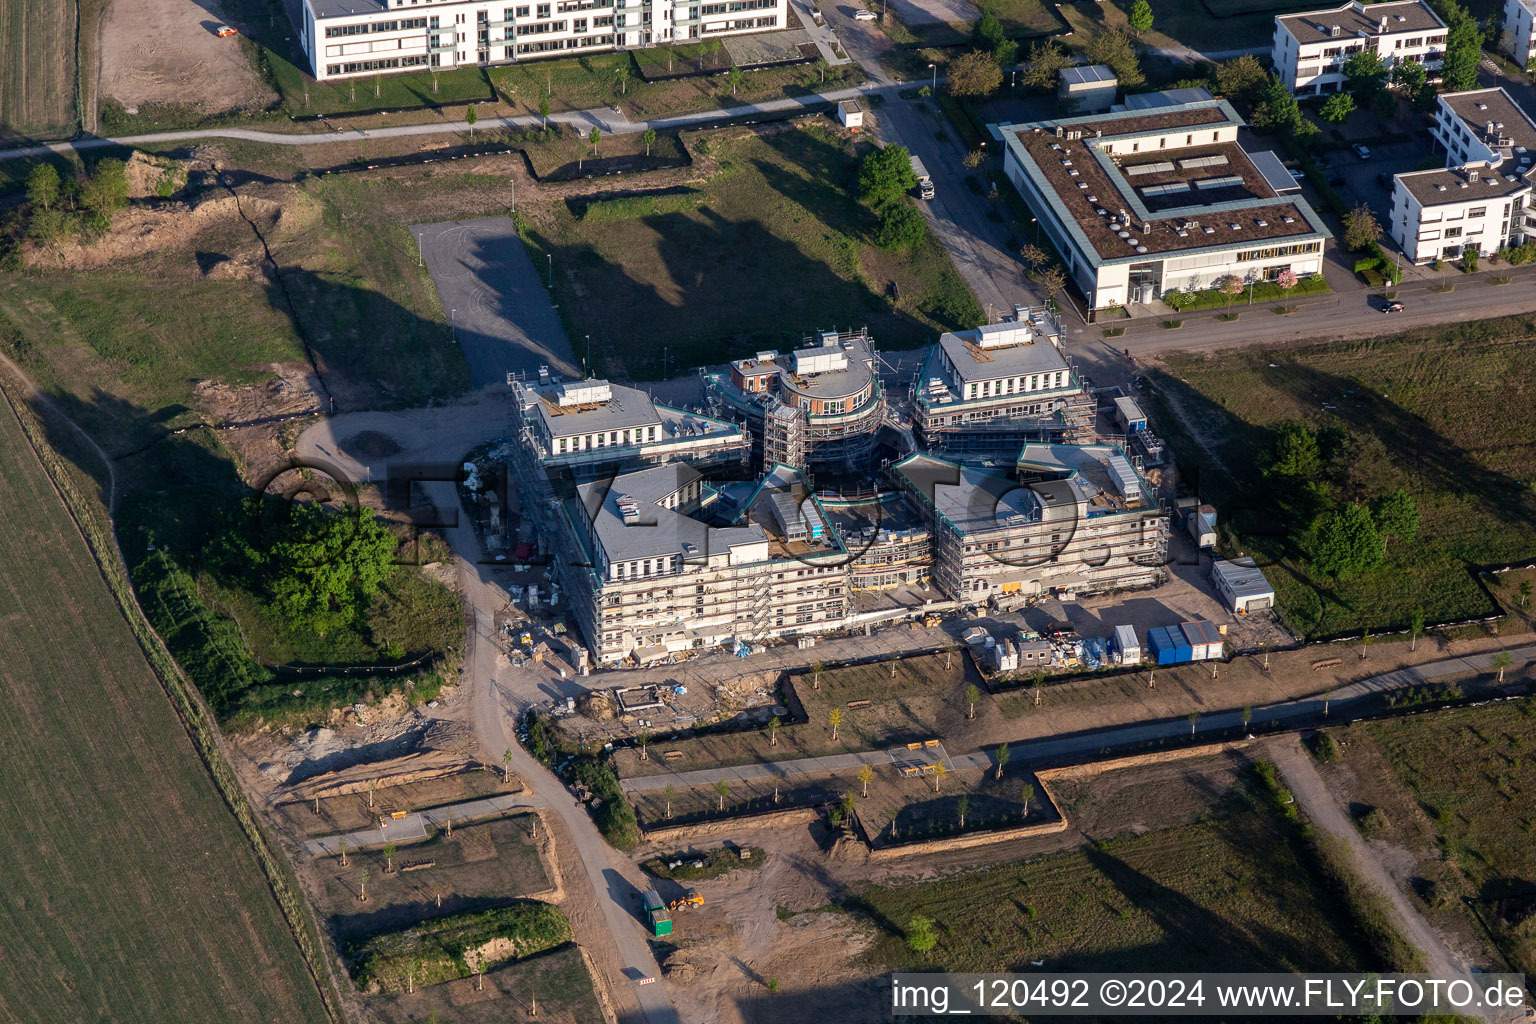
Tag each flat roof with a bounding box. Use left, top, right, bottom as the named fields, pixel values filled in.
left=937, top=323, right=1070, bottom=384
left=1277, top=0, right=1443, bottom=44
left=1002, top=105, right=1328, bottom=261
left=535, top=380, right=660, bottom=439
left=895, top=455, right=1050, bottom=536
left=1395, top=166, right=1528, bottom=206
left=1123, top=87, right=1213, bottom=111
left=1061, top=64, right=1116, bottom=87
left=1212, top=558, right=1275, bottom=599
left=1248, top=149, right=1301, bottom=193
left=306, top=0, right=390, bottom=19
left=1440, top=88, right=1536, bottom=158
left=577, top=463, right=764, bottom=565
left=1016, top=442, right=1150, bottom=511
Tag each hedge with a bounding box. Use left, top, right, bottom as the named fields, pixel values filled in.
left=349, top=902, right=571, bottom=993
left=1163, top=273, right=1330, bottom=311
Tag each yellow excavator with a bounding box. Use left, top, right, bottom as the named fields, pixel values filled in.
left=668, top=889, right=704, bottom=911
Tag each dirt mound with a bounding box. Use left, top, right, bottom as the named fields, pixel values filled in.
left=32, top=193, right=287, bottom=275
left=282, top=747, right=490, bottom=802
left=660, top=949, right=704, bottom=981
left=578, top=692, right=616, bottom=720
left=122, top=152, right=187, bottom=200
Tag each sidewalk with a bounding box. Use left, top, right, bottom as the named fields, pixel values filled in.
left=300, top=791, right=534, bottom=856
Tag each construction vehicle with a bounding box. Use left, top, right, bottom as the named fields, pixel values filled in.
left=642, top=889, right=673, bottom=936
left=909, top=154, right=935, bottom=200
left=668, top=889, right=704, bottom=911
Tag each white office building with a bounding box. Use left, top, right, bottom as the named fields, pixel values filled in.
left=993, top=97, right=1331, bottom=312
left=1389, top=88, right=1536, bottom=262
left=1271, top=0, right=1446, bottom=95
left=1502, top=0, right=1536, bottom=67
left=299, top=0, right=786, bottom=81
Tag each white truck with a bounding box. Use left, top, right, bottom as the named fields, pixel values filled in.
left=909, top=154, right=935, bottom=200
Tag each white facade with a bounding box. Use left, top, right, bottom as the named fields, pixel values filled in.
left=1271, top=0, right=1446, bottom=95
left=1503, top=0, right=1536, bottom=67
left=994, top=99, right=1330, bottom=312
left=1389, top=89, right=1536, bottom=263
left=300, top=0, right=786, bottom=81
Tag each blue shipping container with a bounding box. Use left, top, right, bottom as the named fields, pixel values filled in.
left=1147, top=625, right=1193, bottom=665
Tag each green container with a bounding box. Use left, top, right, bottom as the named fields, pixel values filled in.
left=642, top=890, right=673, bottom=937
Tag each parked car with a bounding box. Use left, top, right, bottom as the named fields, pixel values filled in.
left=1353, top=144, right=1372, bottom=160
left=1382, top=301, right=1406, bottom=313
left=1289, top=169, right=1306, bottom=181
left=854, top=8, right=876, bottom=18
left=214, top=23, right=238, bottom=35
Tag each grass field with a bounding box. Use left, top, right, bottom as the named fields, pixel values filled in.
left=1340, top=701, right=1536, bottom=976
left=1155, top=317, right=1536, bottom=637
left=1058, top=0, right=1314, bottom=58
left=517, top=122, right=983, bottom=378
left=857, top=780, right=1380, bottom=974
left=0, top=0, right=77, bottom=138
left=0, top=388, right=330, bottom=1023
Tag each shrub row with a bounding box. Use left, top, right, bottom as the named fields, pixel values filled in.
left=579, top=192, right=701, bottom=223
left=349, top=902, right=571, bottom=993
left=1163, top=272, right=1329, bottom=311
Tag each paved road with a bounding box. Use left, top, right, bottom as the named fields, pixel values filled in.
left=302, top=792, right=535, bottom=856
left=1265, top=735, right=1516, bottom=1023
left=413, top=218, right=581, bottom=384
left=619, top=645, right=1535, bottom=793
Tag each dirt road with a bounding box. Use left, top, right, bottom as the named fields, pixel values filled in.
left=1263, top=735, right=1513, bottom=1023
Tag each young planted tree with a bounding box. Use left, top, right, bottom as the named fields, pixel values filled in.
left=956, top=795, right=970, bottom=829
left=663, top=784, right=677, bottom=819
left=1276, top=268, right=1298, bottom=305
left=995, top=741, right=1009, bottom=780
left=338, top=836, right=350, bottom=867
left=1241, top=704, right=1253, bottom=734
left=714, top=780, right=731, bottom=811
left=1128, top=0, right=1153, bottom=34
left=768, top=715, right=779, bottom=747
left=932, top=760, right=947, bottom=794
left=964, top=683, right=981, bottom=720
left=383, top=841, right=396, bottom=874
left=466, top=102, right=478, bottom=138
left=1020, top=783, right=1035, bottom=817
left=637, top=727, right=653, bottom=761
left=1035, top=265, right=1066, bottom=311
left=1519, top=581, right=1533, bottom=610
left=1032, top=669, right=1045, bottom=707
left=727, top=66, right=743, bottom=96
left=503, top=748, right=515, bottom=782
left=1219, top=274, right=1244, bottom=315
left=539, top=95, right=551, bottom=131
left=613, top=61, right=630, bottom=95
left=1187, top=712, right=1199, bottom=737
left=811, top=659, right=827, bottom=689
left=857, top=764, right=874, bottom=798
left=359, top=866, right=370, bottom=902
left=642, top=126, right=657, bottom=157
left=829, top=707, right=843, bottom=741
left=1410, top=606, right=1426, bottom=650
left=1492, top=649, right=1513, bottom=683
left=589, top=126, right=602, bottom=157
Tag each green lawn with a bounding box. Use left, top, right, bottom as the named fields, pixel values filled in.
left=857, top=782, right=1382, bottom=974
left=0, top=385, right=330, bottom=1024
left=1154, top=317, right=1536, bottom=637
left=516, top=121, right=983, bottom=378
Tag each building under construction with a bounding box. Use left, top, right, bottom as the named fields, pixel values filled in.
left=819, top=491, right=934, bottom=592
left=911, top=306, right=1096, bottom=457
left=705, top=328, right=885, bottom=473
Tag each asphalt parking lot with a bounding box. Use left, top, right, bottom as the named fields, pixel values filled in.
left=412, top=217, right=582, bottom=387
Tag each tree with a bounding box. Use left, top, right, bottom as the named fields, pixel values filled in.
left=26, top=163, right=60, bottom=212
left=1241, top=704, right=1253, bottom=734
left=538, top=95, right=551, bottom=131
left=857, top=764, right=874, bottom=797
left=932, top=760, right=947, bottom=794
left=964, top=683, right=981, bottom=720
left=995, top=741, right=1009, bottom=780
left=1034, top=265, right=1066, bottom=309
left=1085, top=27, right=1144, bottom=90
left=1017, top=244, right=1047, bottom=273
left=1519, top=581, right=1533, bottom=609
left=1372, top=488, right=1419, bottom=551
left=241, top=502, right=398, bottom=638
left=465, top=103, right=478, bottom=138
left=727, top=66, right=743, bottom=96
left=503, top=748, right=514, bottom=781
left=1342, top=203, right=1382, bottom=252
left=1019, top=39, right=1067, bottom=91
left=1392, top=59, right=1427, bottom=94
left=973, top=11, right=1004, bottom=51
left=1342, top=48, right=1388, bottom=101
left=1187, top=712, right=1199, bottom=736
left=1371, top=88, right=1396, bottom=121
left=642, top=126, right=657, bottom=157
left=1219, top=274, right=1243, bottom=313
left=663, top=784, right=677, bottom=818
left=28, top=208, right=73, bottom=250
left=383, top=841, right=396, bottom=873
left=1128, top=0, right=1153, bottom=34
left=1433, top=0, right=1482, bottom=92
left=1020, top=783, right=1035, bottom=817
left=359, top=865, right=370, bottom=902
left=1492, top=649, right=1513, bottom=683
left=1311, top=502, right=1384, bottom=579
left=589, top=126, right=602, bottom=155
left=876, top=202, right=927, bottom=251
left=956, top=795, right=970, bottom=829
left=905, top=914, right=937, bottom=953
left=637, top=727, right=653, bottom=761
left=79, top=158, right=130, bottom=225
left=1251, top=75, right=1311, bottom=138
left=613, top=61, right=630, bottom=96
left=714, top=780, right=731, bottom=811
left=1263, top=422, right=1321, bottom=481
left=768, top=715, right=779, bottom=746
left=1214, top=54, right=1267, bottom=103
left=1410, top=605, right=1426, bottom=651
left=947, top=50, right=1003, bottom=97
left=829, top=707, right=843, bottom=741
left=1276, top=268, right=1298, bottom=300
left=1321, top=92, right=1356, bottom=124
left=338, top=836, right=350, bottom=867
left=857, top=144, right=918, bottom=209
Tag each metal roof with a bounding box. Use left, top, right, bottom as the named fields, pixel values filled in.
left=1211, top=558, right=1275, bottom=599
left=1247, top=149, right=1301, bottom=193
left=1061, top=64, right=1117, bottom=87
left=1123, top=87, right=1214, bottom=111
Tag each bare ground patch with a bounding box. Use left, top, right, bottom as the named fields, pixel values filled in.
left=98, top=0, right=274, bottom=114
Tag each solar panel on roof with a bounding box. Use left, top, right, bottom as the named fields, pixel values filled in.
left=1194, top=174, right=1243, bottom=189
left=1178, top=154, right=1229, bottom=170
left=1125, top=161, right=1176, bottom=177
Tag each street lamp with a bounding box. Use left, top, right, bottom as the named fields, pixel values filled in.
left=928, top=62, right=936, bottom=94
left=585, top=334, right=592, bottom=376
left=547, top=252, right=554, bottom=290
left=451, top=308, right=457, bottom=344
